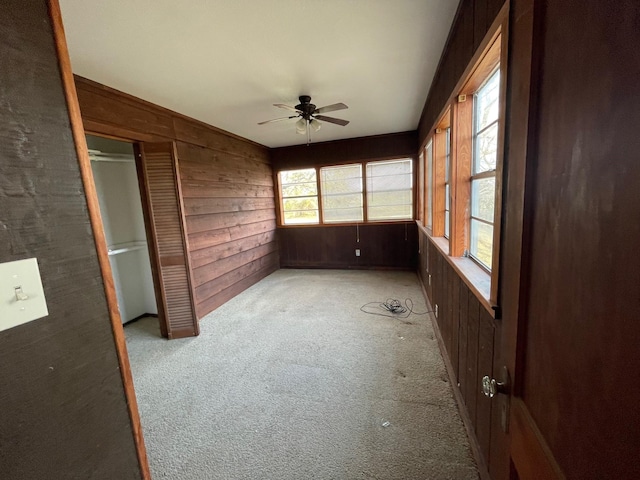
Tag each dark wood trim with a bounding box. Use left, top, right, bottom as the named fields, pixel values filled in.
left=48, top=1, right=150, bottom=478
left=418, top=277, right=491, bottom=480
left=510, top=399, right=565, bottom=480
left=432, top=124, right=448, bottom=239
left=451, top=96, right=474, bottom=257
left=489, top=17, right=510, bottom=304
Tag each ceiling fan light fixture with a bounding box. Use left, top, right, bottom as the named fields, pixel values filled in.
left=295, top=118, right=306, bottom=134
left=310, top=118, right=322, bottom=132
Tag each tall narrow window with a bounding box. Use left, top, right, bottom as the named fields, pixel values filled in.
left=366, top=158, right=413, bottom=221
left=426, top=140, right=433, bottom=229
left=320, top=164, right=363, bottom=223
left=444, top=127, right=451, bottom=238
left=470, top=68, right=500, bottom=269
left=279, top=168, right=319, bottom=225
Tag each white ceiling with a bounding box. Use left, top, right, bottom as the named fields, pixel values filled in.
left=59, top=0, right=459, bottom=148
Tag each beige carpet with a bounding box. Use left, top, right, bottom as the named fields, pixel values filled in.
left=125, top=269, right=478, bottom=479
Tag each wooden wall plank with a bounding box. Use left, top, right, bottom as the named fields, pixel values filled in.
left=190, top=230, right=276, bottom=268
left=457, top=287, right=469, bottom=399
left=195, top=252, right=279, bottom=304
left=476, top=310, right=495, bottom=464
left=271, top=131, right=418, bottom=171
left=75, top=78, right=278, bottom=321
left=465, top=294, right=480, bottom=427
left=195, top=257, right=279, bottom=318
left=451, top=273, right=461, bottom=379
left=279, top=223, right=417, bottom=270
left=173, top=116, right=268, bottom=162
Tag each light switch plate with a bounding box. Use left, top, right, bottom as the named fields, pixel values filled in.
left=0, top=258, right=48, bottom=332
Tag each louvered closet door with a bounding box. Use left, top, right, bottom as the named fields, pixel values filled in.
left=138, top=142, right=199, bottom=339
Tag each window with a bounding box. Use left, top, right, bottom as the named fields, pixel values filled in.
left=277, top=158, right=414, bottom=226
left=444, top=127, right=451, bottom=238
left=426, top=140, right=433, bottom=229
left=366, top=158, right=413, bottom=221
left=417, top=20, right=505, bottom=307
left=279, top=168, right=319, bottom=225
left=320, top=164, right=363, bottom=223
left=470, top=69, right=500, bottom=269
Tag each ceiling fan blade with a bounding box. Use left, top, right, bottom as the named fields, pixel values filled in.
left=273, top=103, right=301, bottom=113
left=315, top=102, right=348, bottom=114
left=315, top=115, right=349, bottom=126
left=258, top=115, right=298, bottom=125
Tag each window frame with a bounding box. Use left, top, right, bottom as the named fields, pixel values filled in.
left=469, top=67, right=501, bottom=271
left=277, top=168, right=320, bottom=226
left=417, top=20, right=507, bottom=311
left=319, top=163, right=364, bottom=224
left=276, top=156, right=416, bottom=228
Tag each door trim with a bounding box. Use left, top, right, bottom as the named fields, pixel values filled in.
left=511, top=399, right=565, bottom=480
left=48, top=1, right=151, bottom=478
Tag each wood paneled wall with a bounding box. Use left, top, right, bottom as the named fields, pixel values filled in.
left=74, top=76, right=278, bottom=319
left=272, top=132, right=418, bottom=270
left=418, top=0, right=506, bottom=145
left=280, top=223, right=417, bottom=270
left=418, top=234, right=499, bottom=473
left=518, top=1, right=640, bottom=478
left=0, top=1, right=140, bottom=477
left=271, top=131, right=418, bottom=170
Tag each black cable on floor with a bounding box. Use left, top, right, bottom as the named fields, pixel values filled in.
left=360, top=298, right=432, bottom=320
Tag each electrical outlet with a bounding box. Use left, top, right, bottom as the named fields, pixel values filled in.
left=355, top=249, right=361, bottom=257
left=435, top=304, right=438, bottom=318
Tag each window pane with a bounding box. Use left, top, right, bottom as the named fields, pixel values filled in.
left=366, top=159, right=413, bottom=221
left=281, top=181, right=317, bottom=197
left=445, top=209, right=450, bottom=238
left=283, top=209, right=319, bottom=225
left=320, top=164, right=363, bottom=223
left=474, top=122, right=498, bottom=173
left=476, top=69, right=500, bottom=131
left=445, top=183, right=450, bottom=211
left=471, top=177, right=495, bottom=223
left=470, top=219, right=493, bottom=269
left=283, top=197, right=318, bottom=212
left=368, top=204, right=413, bottom=221
left=426, top=141, right=433, bottom=228
left=280, top=168, right=319, bottom=225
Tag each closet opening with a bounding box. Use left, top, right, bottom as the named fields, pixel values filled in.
left=86, top=134, right=163, bottom=335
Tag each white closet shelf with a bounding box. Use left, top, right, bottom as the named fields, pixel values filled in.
left=89, top=149, right=135, bottom=163
left=107, top=241, right=148, bottom=256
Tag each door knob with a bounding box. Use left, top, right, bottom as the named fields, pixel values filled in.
left=482, top=366, right=510, bottom=398
left=482, top=376, right=507, bottom=398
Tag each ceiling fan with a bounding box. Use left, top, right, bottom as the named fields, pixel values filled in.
left=258, top=95, right=349, bottom=144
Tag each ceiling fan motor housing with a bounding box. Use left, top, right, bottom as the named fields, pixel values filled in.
left=296, top=95, right=316, bottom=119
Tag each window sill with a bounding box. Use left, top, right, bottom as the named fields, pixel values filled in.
left=278, top=220, right=415, bottom=228
left=416, top=221, right=496, bottom=319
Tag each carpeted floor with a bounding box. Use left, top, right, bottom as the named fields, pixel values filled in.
left=125, top=269, right=478, bottom=480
